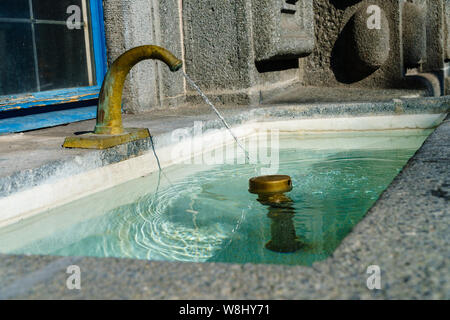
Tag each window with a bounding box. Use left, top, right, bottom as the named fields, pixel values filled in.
left=0, top=0, right=106, bottom=133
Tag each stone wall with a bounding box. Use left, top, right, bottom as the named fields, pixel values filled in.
left=102, top=0, right=184, bottom=113
left=446, top=0, right=450, bottom=95
left=102, top=0, right=315, bottom=112
left=102, top=0, right=450, bottom=113
left=304, top=0, right=404, bottom=88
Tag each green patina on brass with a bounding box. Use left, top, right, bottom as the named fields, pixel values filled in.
left=63, top=45, right=182, bottom=149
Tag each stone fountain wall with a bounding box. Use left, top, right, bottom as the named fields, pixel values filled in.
left=102, top=0, right=449, bottom=113
left=102, top=0, right=316, bottom=112
left=102, top=0, right=185, bottom=113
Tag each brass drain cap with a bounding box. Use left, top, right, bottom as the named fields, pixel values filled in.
left=249, top=175, right=293, bottom=194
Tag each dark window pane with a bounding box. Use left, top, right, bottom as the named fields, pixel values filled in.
left=33, top=0, right=83, bottom=21
left=0, top=0, right=30, bottom=19
left=0, top=1, right=95, bottom=97
left=35, top=24, right=90, bottom=91
left=0, top=22, right=37, bottom=96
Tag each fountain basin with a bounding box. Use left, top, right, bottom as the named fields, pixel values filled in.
left=0, top=109, right=445, bottom=266
left=0, top=98, right=448, bottom=299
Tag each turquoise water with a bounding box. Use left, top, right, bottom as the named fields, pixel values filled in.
left=0, top=130, right=431, bottom=266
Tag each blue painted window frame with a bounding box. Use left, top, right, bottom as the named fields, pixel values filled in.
left=0, top=0, right=106, bottom=133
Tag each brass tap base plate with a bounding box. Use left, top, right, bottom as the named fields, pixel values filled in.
left=63, top=128, right=150, bottom=150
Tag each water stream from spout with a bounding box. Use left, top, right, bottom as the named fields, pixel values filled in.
left=182, top=72, right=254, bottom=240
left=148, top=72, right=253, bottom=242
left=182, top=71, right=251, bottom=163
left=149, top=71, right=255, bottom=198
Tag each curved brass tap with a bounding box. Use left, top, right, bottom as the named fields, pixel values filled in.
left=95, top=45, right=183, bottom=135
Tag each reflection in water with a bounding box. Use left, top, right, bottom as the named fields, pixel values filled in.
left=260, top=194, right=303, bottom=253
left=249, top=175, right=303, bottom=253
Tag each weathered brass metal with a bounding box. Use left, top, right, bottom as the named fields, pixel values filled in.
left=63, top=45, right=182, bottom=149
left=249, top=175, right=292, bottom=195
left=249, top=175, right=303, bottom=253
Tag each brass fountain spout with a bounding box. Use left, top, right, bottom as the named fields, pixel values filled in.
left=63, top=45, right=182, bottom=149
